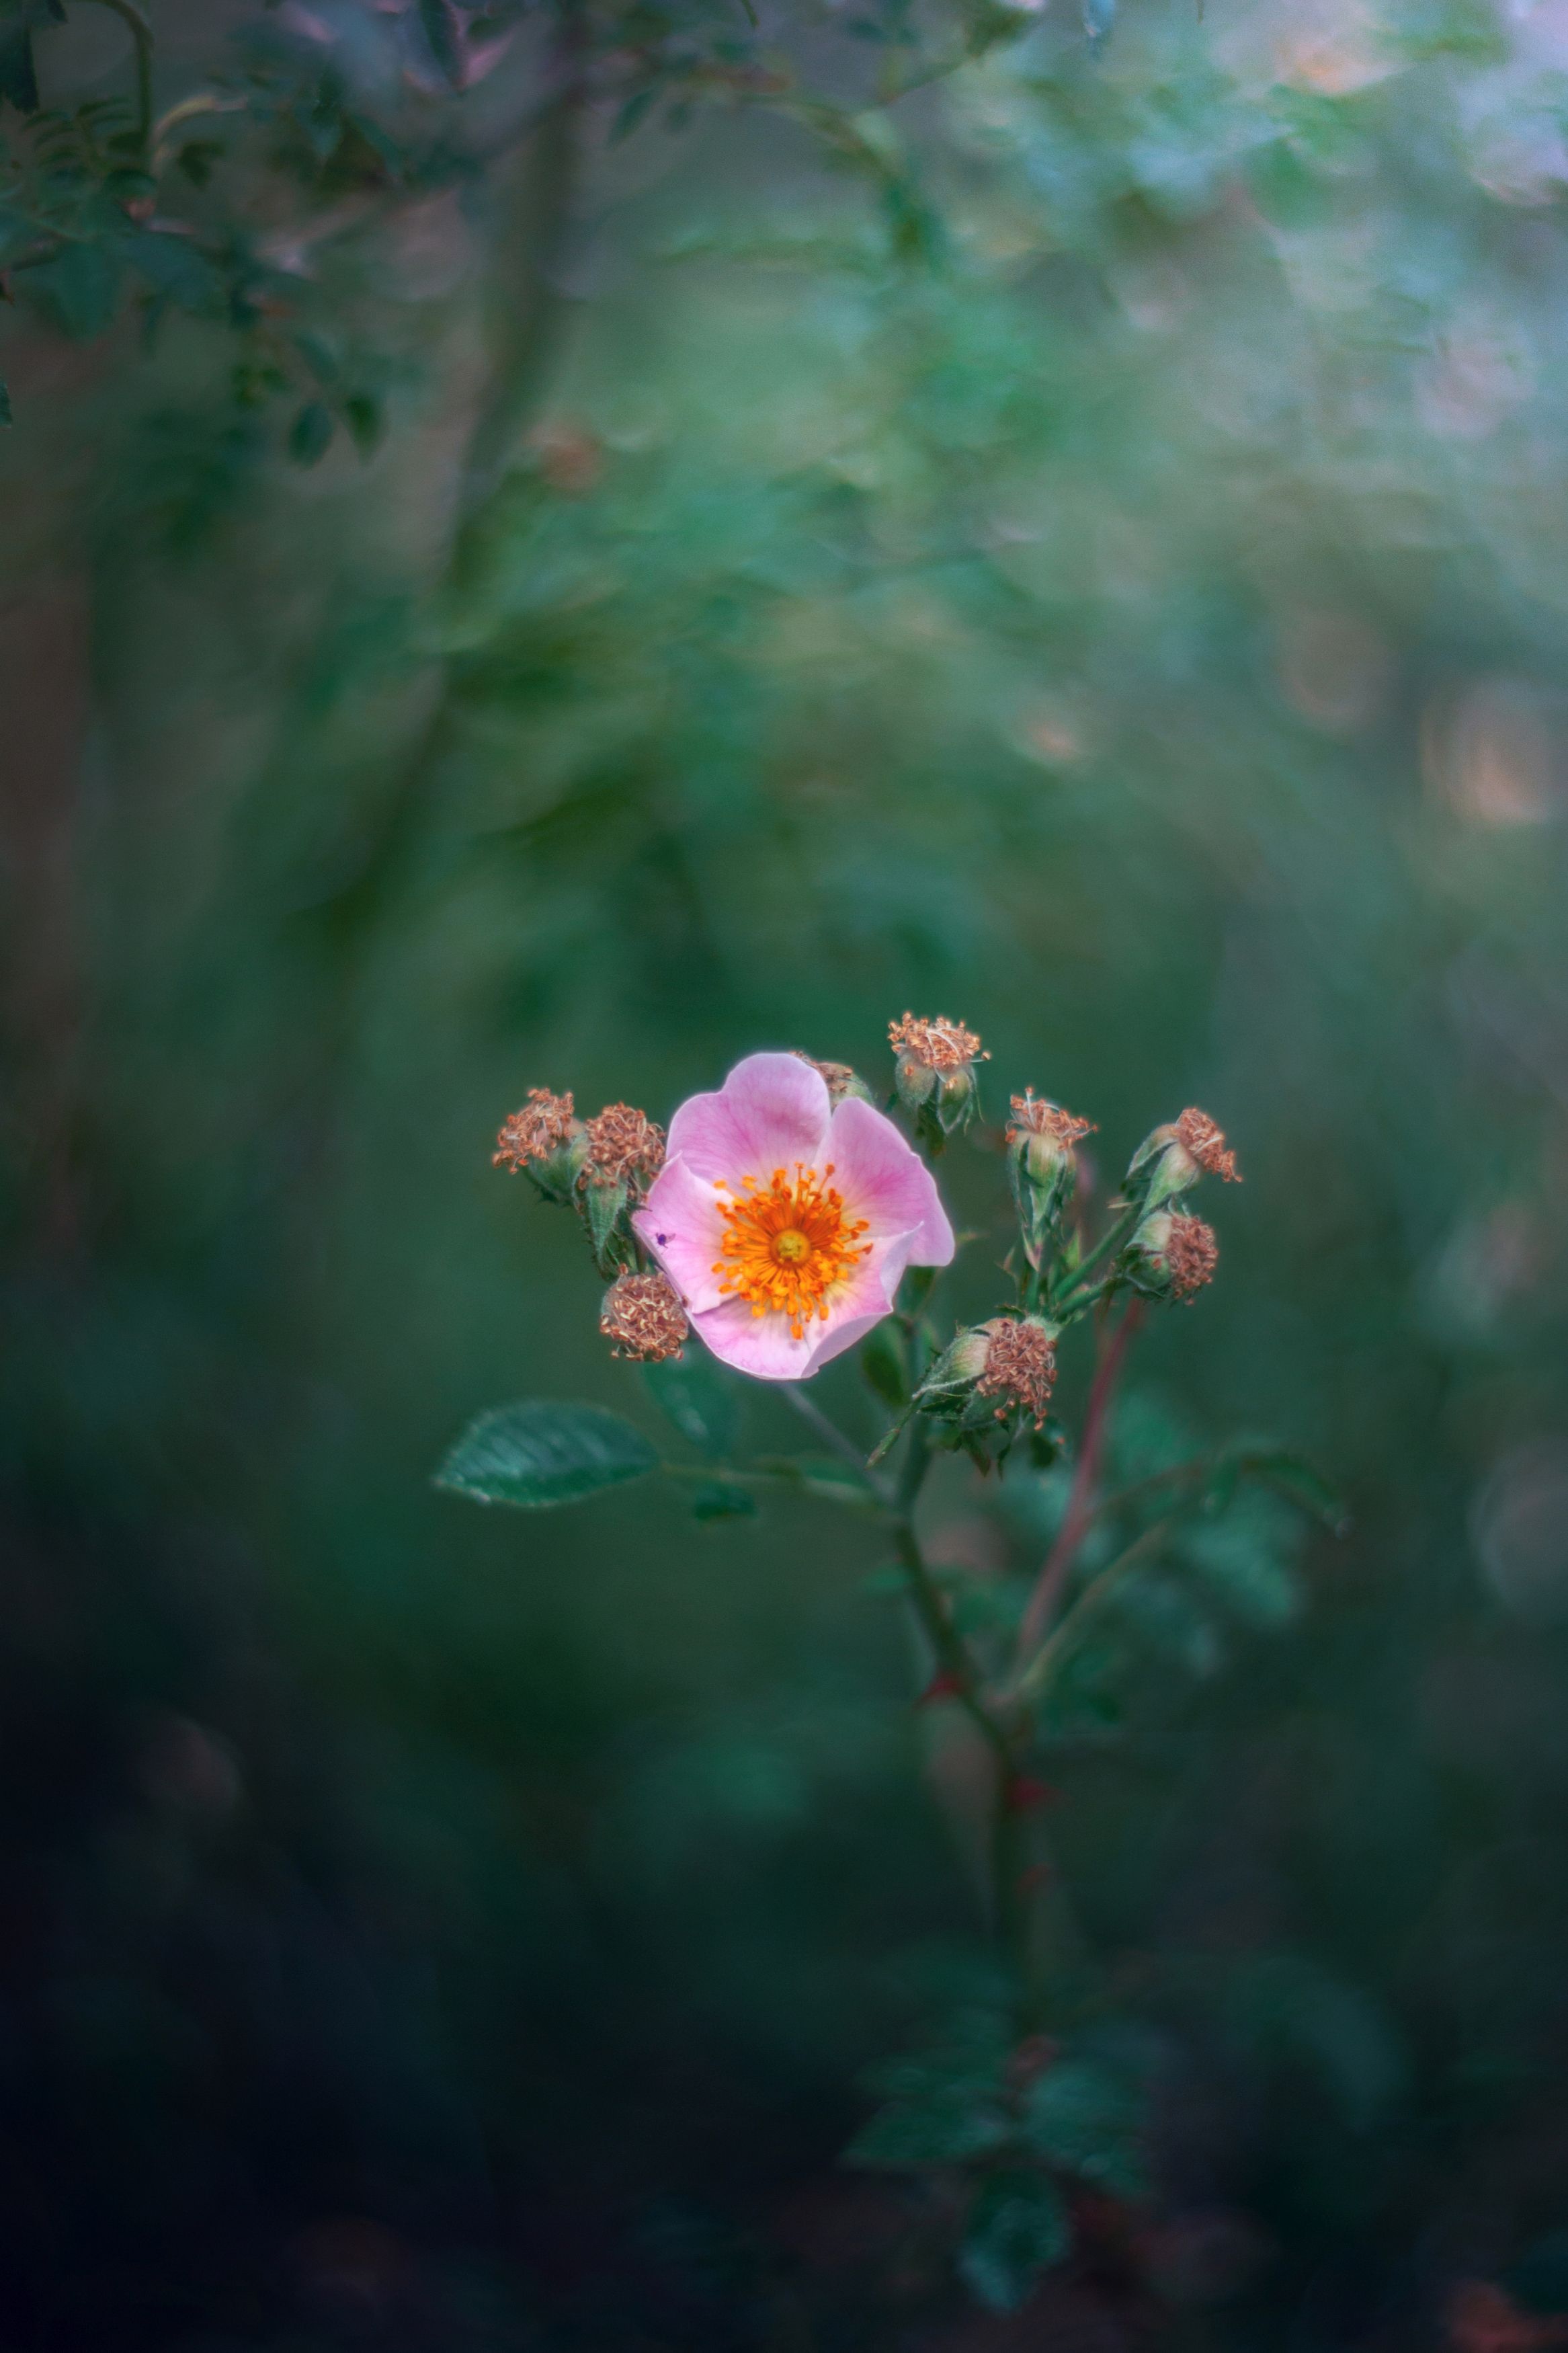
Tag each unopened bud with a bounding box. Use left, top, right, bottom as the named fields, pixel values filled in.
left=599, top=1270, right=690, bottom=1362
left=790, top=1051, right=876, bottom=1107
left=493, top=1088, right=589, bottom=1200
left=1124, top=1209, right=1220, bottom=1303
left=1126, top=1107, right=1241, bottom=1212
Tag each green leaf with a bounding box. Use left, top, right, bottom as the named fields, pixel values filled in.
left=958, top=2171, right=1070, bottom=2313
left=1180, top=1498, right=1302, bottom=1629
left=343, top=391, right=384, bottom=458
left=1243, top=1448, right=1349, bottom=1534
left=1021, top=2058, right=1149, bottom=2198
left=435, top=1401, right=659, bottom=1511
left=643, top=1347, right=740, bottom=1459
left=33, top=239, right=121, bottom=339
left=0, top=378, right=10, bottom=427
left=288, top=401, right=335, bottom=467
left=122, top=229, right=226, bottom=317
left=692, top=1481, right=757, bottom=1522
left=845, top=2087, right=1010, bottom=2170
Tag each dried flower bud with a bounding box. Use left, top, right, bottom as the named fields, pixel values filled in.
left=973, top=1315, right=1059, bottom=1429
left=790, top=1051, right=876, bottom=1107
left=914, top=1314, right=1059, bottom=1430
left=1126, top=1105, right=1241, bottom=1211
left=493, top=1088, right=587, bottom=1199
left=1007, top=1090, right=1096, bottom=1262
left=1125, top=1210, right=1219, bottom=1303
left=580, top=1103, right=666, bottom=1192
left=889, top=1013, right=988, bottom=1135
left=600, top=1270, right=690, bottom=1362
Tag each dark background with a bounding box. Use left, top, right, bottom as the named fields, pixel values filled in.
left=4, top=1, right=1568, bottom=2344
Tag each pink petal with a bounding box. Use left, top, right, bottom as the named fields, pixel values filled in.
left=631, top=1157, right=728, bottom=1314
left=665, top=1052, right=831, bottom=1187
left=826, top=1096, right=956, bottom=1265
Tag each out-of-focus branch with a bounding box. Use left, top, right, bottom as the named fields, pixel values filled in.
left=1014, top=1301, right=1142, bottom=1667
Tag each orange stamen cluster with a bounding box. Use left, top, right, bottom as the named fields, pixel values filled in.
left=713, top=1163, right=872, bottom=1340
left=1175, top=1108, right=1240, bottom=1183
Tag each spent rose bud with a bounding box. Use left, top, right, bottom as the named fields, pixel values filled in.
left=493, top=1088, right=588, bottom=1201
left=1125, top=1105, right=1241, bottom=1213
left=599, top=1270, right=690, bottom=1361
left=888, top=1012, right=988, bottom=1137
left=578, top=1104, right=666, bottom=1269
left=914, top=1314, right=1059, bottom=1432
left=790, top=1051, right=876, bottom=1107
left=1124, top=1209, right=1220, bottom=1303
left=1007, top=1091, right=1095, bottom=1265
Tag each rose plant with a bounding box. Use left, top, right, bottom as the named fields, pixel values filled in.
left=438, top=1017, right=1340, bottom=2313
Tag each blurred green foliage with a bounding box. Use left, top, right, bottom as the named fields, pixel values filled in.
left=5, top=0, right=1568, bottom=2344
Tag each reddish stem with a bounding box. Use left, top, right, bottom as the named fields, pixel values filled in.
left=1014, top=1300, right=1143, bottom=1665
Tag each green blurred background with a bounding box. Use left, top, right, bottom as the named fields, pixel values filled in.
left=5, top=0, right=1568, bottom=2343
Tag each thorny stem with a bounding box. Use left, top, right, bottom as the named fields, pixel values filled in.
left=1013, top=1300, right=1143, bottom=1668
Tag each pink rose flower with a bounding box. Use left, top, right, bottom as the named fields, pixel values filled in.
left=632, top=1052, right=956, bottom=1382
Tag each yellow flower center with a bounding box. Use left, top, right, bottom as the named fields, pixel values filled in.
left=713, top=1163, right=872, bottom=1340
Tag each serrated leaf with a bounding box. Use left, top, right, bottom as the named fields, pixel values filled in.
left=959, top=2171, right=1069, bottom=2313
left=644, top=1347, right=740, bottom=1459
left=1021, top=2058, right=1149, bottom=2198
left=288, top=401, right=335, bottom=467
left=436, top=1401, right=659, bottom=1510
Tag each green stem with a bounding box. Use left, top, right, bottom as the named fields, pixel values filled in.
left=782, top=1382, right=884, bottom=1487
left=83, top=0, right=154, bottom=159
left=1048, top=1200, right=1141, bottom=1316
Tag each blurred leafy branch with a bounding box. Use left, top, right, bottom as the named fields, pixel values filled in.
left=0, top=0, right=1040, bottom=451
